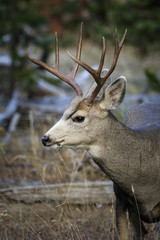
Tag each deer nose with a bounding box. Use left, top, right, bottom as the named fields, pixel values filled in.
left=41, top=135, right=49, bottom=146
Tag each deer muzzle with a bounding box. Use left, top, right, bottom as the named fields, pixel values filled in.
left=41, top=135, right=50, bottom=146
left=41, top=133, right=65, bottom=151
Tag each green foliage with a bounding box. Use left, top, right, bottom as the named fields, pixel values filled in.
left=0, top=0, right=48, bottom=96
left=0, top=0, right=47, bottom=44
left=144, top=68, right=160, bottom=92
left=50, top=0, right=160, bottom=50
left=108, top=0, right=160, bottom=50
left=16, top=66, right=37, bottom=94
left=38, top=73, right=61, bottom=86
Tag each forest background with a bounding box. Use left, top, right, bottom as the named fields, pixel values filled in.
left=0, top=0, right=160, bottom=239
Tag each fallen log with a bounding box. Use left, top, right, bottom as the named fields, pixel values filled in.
left=0, top=181, right=114, bottom=205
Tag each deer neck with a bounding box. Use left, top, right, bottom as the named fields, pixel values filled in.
left=88, top=111, right=139, bottom=189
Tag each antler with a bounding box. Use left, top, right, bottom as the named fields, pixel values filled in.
left=27, top=24, right=83, bottom=97
left=68, top=29, right=127, bottom=104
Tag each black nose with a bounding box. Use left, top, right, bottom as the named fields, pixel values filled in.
left=41, top=135, right=49, bottom=146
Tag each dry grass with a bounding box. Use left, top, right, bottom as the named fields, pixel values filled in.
left=0, top=111, right=158, bottom=240
left=0, top=200, right=116, bottom=240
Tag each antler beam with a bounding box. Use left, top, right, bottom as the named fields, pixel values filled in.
left=68, top=29, right=127, bottom=104
left=27, top=24, right=83, bottom=97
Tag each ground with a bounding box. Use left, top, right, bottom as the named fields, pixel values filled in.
left=0, top=121, right=158, bottom=240
left=0, top=200, right=158, bottom=240
left=0, top=201, right=114, bottom=240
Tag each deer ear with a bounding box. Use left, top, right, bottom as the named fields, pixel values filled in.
left=99, top=76, right=126, bottom=110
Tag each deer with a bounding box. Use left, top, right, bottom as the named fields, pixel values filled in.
left=27, top=24, right=160, bottom=240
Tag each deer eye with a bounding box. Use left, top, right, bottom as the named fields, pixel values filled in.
left=73, top=116, right=85, bottom=123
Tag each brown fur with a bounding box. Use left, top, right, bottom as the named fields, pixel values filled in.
left=43, top=78, right=160, bottom=240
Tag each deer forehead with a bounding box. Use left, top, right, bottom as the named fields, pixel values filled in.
left=62, top=96, right=86, bottom=119
left=62, top=96, right=107, bottom=120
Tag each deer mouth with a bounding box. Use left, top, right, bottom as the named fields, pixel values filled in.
left=48, top=139, right=64, bottom=151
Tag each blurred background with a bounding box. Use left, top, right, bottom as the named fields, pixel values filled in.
left=1, top=0, right=160, bottom=98
left=0, top=0, right=160, bottom=239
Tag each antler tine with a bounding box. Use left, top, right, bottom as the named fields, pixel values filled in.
left=67, top=52, right=98, bottom=83
left=70, top=22, right=83, bottom=80
left=97, top=37, right=106, bottom=76
left=102, top=28, right=127, bottom=82
left=54, top=32, right=59, bottom=70
left=119, top=28, right=128, bottom=49
left=27, top=26, right=83, bottom=97
left=68, top=36, right=106, bottom=84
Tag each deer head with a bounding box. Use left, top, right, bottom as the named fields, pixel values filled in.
left=27, top=24, right=127, bottom=151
